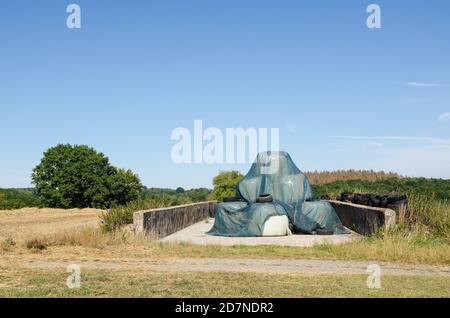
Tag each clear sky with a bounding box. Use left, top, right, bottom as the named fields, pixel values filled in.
left=1, top=0, right=450, bottom=189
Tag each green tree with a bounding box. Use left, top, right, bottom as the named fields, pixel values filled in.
left=212, top=170, right=244, bottom=201
left=108, top=168, right=143, bottom=206
left=175, top=187, right=185, bottom=194
left=32, top=144, right=142, bottom=209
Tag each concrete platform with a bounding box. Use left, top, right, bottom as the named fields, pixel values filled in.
left=160, top=219, right=359, bottom=247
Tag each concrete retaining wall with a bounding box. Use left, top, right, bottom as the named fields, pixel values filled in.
left=134, top=200, right=396, bottom=239
left=328, top=200, right=396, bottom=236
left=133, top=201, right=217, bottom=239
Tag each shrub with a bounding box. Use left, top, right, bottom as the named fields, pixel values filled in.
left=26, top=238, right=48, bottom=250
left=0, top=188, right=41, bottom=210
left=100, top=195, right=193, bottom=232
left=1, top=237, right=17, bottom=251
left=212, top=171, right=244, bottom=201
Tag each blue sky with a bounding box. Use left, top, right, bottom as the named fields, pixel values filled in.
left=1, top=0, right=450, bottom=188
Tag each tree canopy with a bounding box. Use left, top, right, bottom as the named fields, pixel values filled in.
left=32, top=144, right=142, bottom=209
left=212, top=170, right=244, bottom=201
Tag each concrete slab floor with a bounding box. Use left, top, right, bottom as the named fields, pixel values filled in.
left=160, top=219, right=360, bottom=247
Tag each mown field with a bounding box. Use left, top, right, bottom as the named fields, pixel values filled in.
left=0, top=179, right=450, bottom=264
left=1, top=222, right=449, bottom=297
left=1, top=175, right=449, bottom=297
left=1, top=268, right=448, bottom=298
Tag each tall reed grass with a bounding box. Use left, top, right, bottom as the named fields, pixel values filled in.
left=305, top=170, right=401, bottom=185
left=315, top=182, right=450, bottom=243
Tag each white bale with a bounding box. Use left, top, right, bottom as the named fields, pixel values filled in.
left=262, top=215, right=292, bottom=237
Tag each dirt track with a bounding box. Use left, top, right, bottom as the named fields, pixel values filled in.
left=21, top=258, right=450, bottom=276
left=0, top=208, right=103, bottom=242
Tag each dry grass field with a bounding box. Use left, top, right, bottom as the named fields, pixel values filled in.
left=0, top=208, right=103, bottom=243
left=0, top=207, right=449, bottom=297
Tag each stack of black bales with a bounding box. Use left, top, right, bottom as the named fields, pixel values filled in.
left=338, top=192, right=408, bottom=215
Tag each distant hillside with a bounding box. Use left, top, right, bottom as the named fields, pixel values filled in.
left=0, top=188, right=41, bottom=210
left=0, top=187, right=213, bottom=211
left=2, top=176, right=449, bottom=210
left=312, top=178, right=450, bottom=201
left=140, top=187, right=212, bottom=203
left=305, top=170, right=402, bottom=185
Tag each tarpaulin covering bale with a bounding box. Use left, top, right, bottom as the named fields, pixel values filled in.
left=208, top=151, right=349, bottom=237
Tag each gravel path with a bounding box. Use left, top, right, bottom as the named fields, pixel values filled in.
left=23, top=257, right=450, bottom=276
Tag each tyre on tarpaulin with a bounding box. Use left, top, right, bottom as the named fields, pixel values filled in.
left=256, top=194, right=273, bottom=203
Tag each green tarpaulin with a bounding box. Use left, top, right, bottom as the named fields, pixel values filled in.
left=208, top=151, right=349, bottom=237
